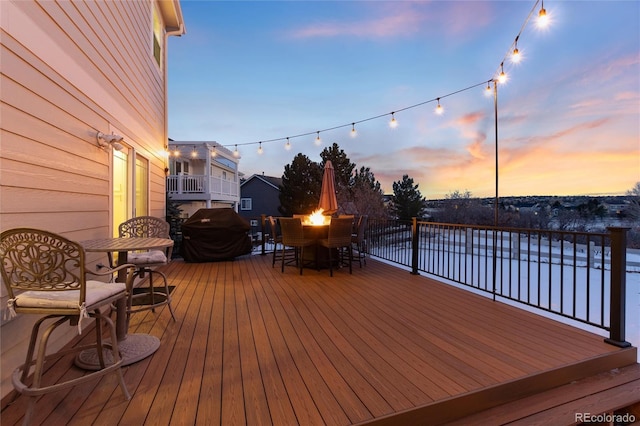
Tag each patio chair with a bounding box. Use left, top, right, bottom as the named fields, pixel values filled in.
left=352, top=215, right=368, bottom=267
left=268, top=216, right=295, bottom=268
left=116, top=216, right=176, bottom=321
left=279, top=217, right=315, bottom=275
left=0, top=228, right=133, bottom=425
left=318, top=217, right=354, bottom=276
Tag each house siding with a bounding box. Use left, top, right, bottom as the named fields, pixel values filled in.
left=0, top=0, right=183, bottom=399
left=239, top=176, right=283, bottom=240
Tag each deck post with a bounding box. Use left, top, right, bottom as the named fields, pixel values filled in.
left=260, top=214, right=267, bottom=256
left=411, top=217, right=420, bottom=275
left=604, top=227, right=631, bottom=348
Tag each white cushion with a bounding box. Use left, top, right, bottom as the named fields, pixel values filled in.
left=14, top=281, right=126, bottom=310
left=128, top=250, right=167, bottom=265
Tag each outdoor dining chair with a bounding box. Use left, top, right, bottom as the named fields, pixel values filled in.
left=116, top=216, right=176, bottom=321
left=352, top=215, right=368, bottom=267
left=268, top=216, right=295, bottom=268
left=0, top=228, right=133, bottom=425
left=279, top=217, right=315, bottom=275
left=318, top=217, right=354, bottom=276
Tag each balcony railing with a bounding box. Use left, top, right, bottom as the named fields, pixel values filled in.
left=166, top=175, right=238, bottom=197
left=256, top=215, right=632, bottom=348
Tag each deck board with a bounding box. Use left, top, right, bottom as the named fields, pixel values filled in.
left=1, top=254, right=637, bottom=425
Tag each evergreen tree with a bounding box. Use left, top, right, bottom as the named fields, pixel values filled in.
left=320, top=143, right=355, bottom=203
left=391, top=174, right=427, bottom=221
left=278, top=153, right=322, bottom=216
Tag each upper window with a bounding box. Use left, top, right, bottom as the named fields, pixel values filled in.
left=240, top=198, right=252, bottom=211
left=152, top=6, right=163, bottom=68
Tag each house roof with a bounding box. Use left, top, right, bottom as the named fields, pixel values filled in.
left=242, top=174, right=282, bottom=190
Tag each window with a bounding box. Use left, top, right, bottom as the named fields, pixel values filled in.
left=175, top=160, right=189, bottom=175
left=135, top=155, right=149, bottom=217
left=152, top=6, right=163, bottom=68
left=240, top=198, right=252, bottom=211
left=113, top=149, right=130, bottom=238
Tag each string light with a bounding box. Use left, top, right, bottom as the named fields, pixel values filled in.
left=538, top=0, right=549, bottom=28
left=190, top=146, right=198, bottom=158
left=216, top=0, right=549, bottom=155
left=233, top=144, right=239, bottom=158
left=173, top=149, right=180, bottom=157
left=211, top=145, right=217, bottom=157
left=485, top=80, right=493, bottom=97
left=511, top=36, right=521, bottom=63
left=389, top=112, right=398, bottom=128
left=257, top=141, right=263, bottom=155
left=498, top=62, right=507, bottom=84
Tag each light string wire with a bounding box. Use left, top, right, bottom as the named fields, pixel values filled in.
left=217, top=0, right=543, bottom=153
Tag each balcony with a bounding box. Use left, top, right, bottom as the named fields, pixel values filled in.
left=166, top=174, right=239, bottom=203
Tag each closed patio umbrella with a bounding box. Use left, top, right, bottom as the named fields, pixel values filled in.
left=318, top=160, right=338, bottom=215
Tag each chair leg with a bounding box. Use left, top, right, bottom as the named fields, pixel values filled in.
left=157, top=270, right=177, bottom=322
left=20, top=316, right=48, bottom=385
left=281, top=244, right=286, bottom=272
left=272, top=241, right=277, bottom=267
left=328, top=247, right=334, bottom=277
left=98, top=309, right=131, bottom=400
left=299, top=247, right=304, bottom=275
left=95, top=316, right=106, bottom=368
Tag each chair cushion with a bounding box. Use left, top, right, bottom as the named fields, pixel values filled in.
left=13, top=281, right=126, bottom=310
left=128, top=250, right=167, bottom=265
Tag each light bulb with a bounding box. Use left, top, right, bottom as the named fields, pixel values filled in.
left=512, top=47, right=521, bottom=63
left=498, top=63, right=507, bottom=84
left=389, top=113, right=398, bottom=129
left=233, top=145, right=240, bottom=158
left=350, top=123, right=357, bottom=138
left=484, top=81, right=493, bottom=97
left=191, top=147, right=198, bottom=158
left=435, top=99, right=444, bottom=115
left=285, top=137, right=291, bottom=150
left=315, top=131, right=321, bottom=146
left=538, top=1, right=549, bottom=28
left=257, top=142, right=263, bottom=155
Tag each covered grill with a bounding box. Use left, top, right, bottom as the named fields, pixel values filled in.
left=181, top=208, right=252, bottom=262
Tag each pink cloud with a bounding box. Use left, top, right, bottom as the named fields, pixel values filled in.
left=455, top=111, right=485, bottom=126
left=288, top=2, right=493, bottom=40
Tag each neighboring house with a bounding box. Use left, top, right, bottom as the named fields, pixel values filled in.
left=166, top=141, right=241, bottom=217
left=0, top=0, right=185, bottom=399
left=239, top=174, right=283, bottom=238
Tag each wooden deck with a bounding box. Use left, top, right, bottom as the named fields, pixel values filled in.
left=2, top=254, right=638, bottom=425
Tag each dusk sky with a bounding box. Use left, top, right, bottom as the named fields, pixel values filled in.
left=168, top=1, right=639, bottom=199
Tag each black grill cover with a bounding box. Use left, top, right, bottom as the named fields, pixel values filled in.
left=181, top=208, right=252, bottom=262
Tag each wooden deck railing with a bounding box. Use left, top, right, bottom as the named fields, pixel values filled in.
left=256, top=215, right=631, bottom=348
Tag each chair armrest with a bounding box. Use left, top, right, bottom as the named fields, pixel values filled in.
left=88, top=263, right=137, bottom=291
